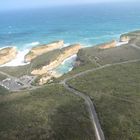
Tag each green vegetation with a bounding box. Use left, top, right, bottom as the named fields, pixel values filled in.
left=76, top=30, right=140, bottom=67
left=121, top=30, right=140, bottom=47
left=58, top=39, right=140, bottom=82
left=0, top=49, right=60, bottom=77
left=0, top=86, right=9, bottom=95
left=30, top=45, right=81, bottom=70
left=77, top=45, right=140, bottom=65
left=0, top=30, right=140, bottom=140
left=56, top=63, right=97, bottom=82
left=0, top=65, right=30, bottom=77
left=0, top=47, right=69, bottom=77
left=68, top=61, right=140, bottom=140
left=0, top=85, right=95, bottom=140
left=0, top=74, right=7, bottom=80
left=31, top=49, right=61, bottom=69
left=121, top=30, right=140, bottom=40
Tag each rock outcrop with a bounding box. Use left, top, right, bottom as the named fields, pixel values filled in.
left=0, top=47, right=17, bottom=65
left=120, top=35, right=130, bottom=42
left=31, top=44, right=82, bottom=76
left=99, top=40, right=117, bottom=49
left=25, top=40, right=64, bottom=62
left=38, top=71, right=62, bottom=85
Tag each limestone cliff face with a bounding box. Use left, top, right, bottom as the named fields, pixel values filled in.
left=31, top=44, right=82, bottom=75
left=0, top=47, right=17, bottom=65
left=120, top=35, right=130, bottom=42
left=25, top=40, right=64, bottom=62
left=38, top=71, right=62, bottom=85
left=99, top=40, right=116, bottom=49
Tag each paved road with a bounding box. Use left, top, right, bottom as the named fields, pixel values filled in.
left=1, top=59, right=140, bottom=139
left=131, top=44, right=140, bottom=50
left=61, top=59, right=140, bottom=140
left=62, top=59, right=140, bottom=83
left=62, top=81, right=105, bottom=140
left=0, top=71, right=36, bottom=91
left=0, top=71, right=13, bottom=78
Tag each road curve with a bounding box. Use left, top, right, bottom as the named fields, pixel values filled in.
left=62, top=81, right=105, bottom=140
left=1, top=59, right=140, bottom=139
left=61, top=59, right=140, bottom=140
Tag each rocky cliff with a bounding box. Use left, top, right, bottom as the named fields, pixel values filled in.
left=38, top=71, right=62, bottom=85
left=120, top=35, right=130, bottom=42
left=31, top=44, right=82, bottom=76
left=0, top=47, right=17, bottom=65
left=99, top=40, right=116, bottom=49
left=25, top=40, right=64, bottom=62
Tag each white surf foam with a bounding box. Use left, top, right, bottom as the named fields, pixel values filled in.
left=0, top=41, right=41, bottom=67
left=116, top=41, right=128, bottom=46
left=68, top=67, right=73, bottom=72
left=24, top=42, right=40, bottom=47
left=61, top=54, right=77, bottom=65
left=1, top=49, right=30, bottom=67
left=63, top=43, right=71, bottom=48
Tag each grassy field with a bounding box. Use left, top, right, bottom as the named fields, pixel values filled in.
left=0, top=74, right=8, bottom=80
left=30, top=49, right=61, bottom=70
left=0, top=30, right=140, bottom=140
left=68, top=61, right=140, bottom=140
left=121, top=30, right=140, bottom=47
left=56, top=63, right=98, bottom=82
left=77, top=45, right=140, bottom=65
left=0, top=84, right=95, bottom=140
left=0, top=65, right=30, bottom=77
left=121, top=30, right=140, bottom=39
left=57, top=42, right=140, bottom=82
left=0, top=86, right=9, bottom=95
left=77, top=30, right=140, bottom=66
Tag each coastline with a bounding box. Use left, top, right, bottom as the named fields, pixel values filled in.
left=0, top=34, right=129, bottom=68
left=0, top=31, right=130, bottom=79
left=0, top=29, right=139, bottom=89
left=0, top=49, right=30, bottom=67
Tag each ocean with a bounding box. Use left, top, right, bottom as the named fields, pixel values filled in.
left=0, top=3, right=140, bottom=73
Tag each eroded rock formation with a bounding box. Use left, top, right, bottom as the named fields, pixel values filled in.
left=0, top=47, right=17, bottom=65
left=99, top=40, right=117, bottom=49
left=31, top=44, right=82, bottom=76
left=38, top=71, right=61, bottom=85
left=120, top=35, right=130, bottom=42
left=25, top=40, right=64, bottom=62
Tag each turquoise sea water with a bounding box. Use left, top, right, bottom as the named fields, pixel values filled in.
left=0, top=3, right=140, bottom=73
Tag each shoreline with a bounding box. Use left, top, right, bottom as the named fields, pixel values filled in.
left=0, top=49, right=30, bottom=67
left=0, top=29, right=139, bottom=89
left=0, top=39, right=128, bottom=68
left=0, top=29, right=132, bottom=78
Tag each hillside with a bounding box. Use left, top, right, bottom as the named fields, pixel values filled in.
left=0, top=30, right=140, bottom=140
left=68, top=61, right=140, bottom=140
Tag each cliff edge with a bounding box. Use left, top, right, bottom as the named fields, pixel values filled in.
left=31, top=44, right=82, bottom=76
left=25, top=40, right=64, bottom=62
left=98, top=40, right=117, bottom=49
left=0, top=47, right=17, bottom=65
